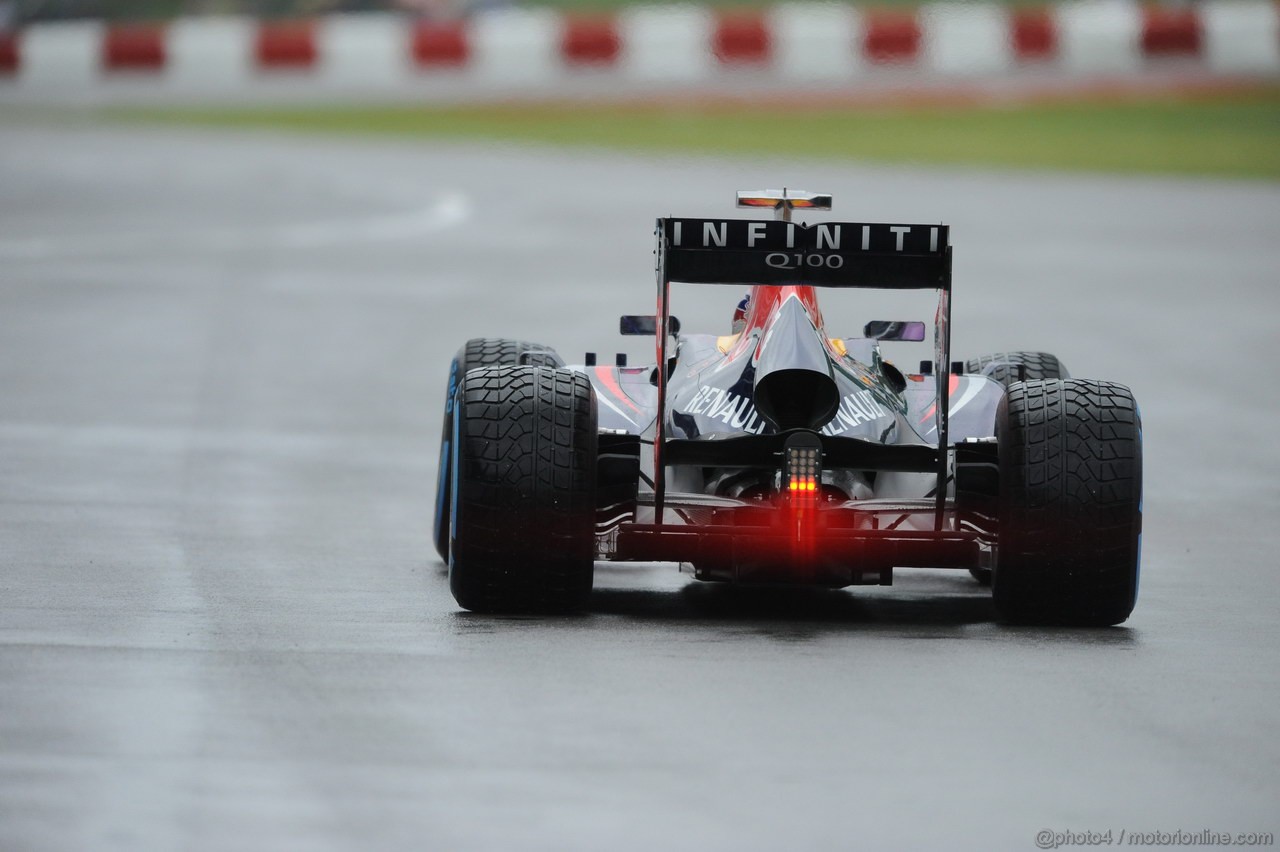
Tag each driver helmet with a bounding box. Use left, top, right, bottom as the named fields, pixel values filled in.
left=731, top=293, right=750, bottom=333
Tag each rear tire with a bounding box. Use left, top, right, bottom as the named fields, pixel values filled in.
left=433, top=339, right=563, bottom=562
left=449, top=366, right=597, bottom=613
left=965, top=351, right=1069, bottom=584
left=992, top=379, right=1142, bottom=626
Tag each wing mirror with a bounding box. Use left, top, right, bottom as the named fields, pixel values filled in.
left=620, top=315, right=681, bottom=336
left=863, top=321, right=926, bottom=342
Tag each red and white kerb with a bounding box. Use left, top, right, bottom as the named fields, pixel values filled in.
left=2, top=2, right=1277, bottom=88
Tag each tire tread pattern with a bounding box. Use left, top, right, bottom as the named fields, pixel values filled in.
left=994, top=378, right=1142, bottom=626
left=450, top=366, right=596, bottom=613
left=964, top=352, right=1068, bottom=584
left=433, top=339, right=564, bottom=562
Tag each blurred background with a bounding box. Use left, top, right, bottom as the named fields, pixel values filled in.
left=2, top=0, right=1276, bottom=179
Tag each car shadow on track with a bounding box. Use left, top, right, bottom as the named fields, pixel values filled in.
left=586, top=578, right=1136, bottom=645
left=439, top=563, right=1135, bottom=643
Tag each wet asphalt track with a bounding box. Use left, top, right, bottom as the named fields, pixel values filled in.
left=1, top=116, right=1278, bottom=851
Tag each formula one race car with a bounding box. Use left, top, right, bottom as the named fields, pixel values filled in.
left=434, top=190, right=1143, bottom=626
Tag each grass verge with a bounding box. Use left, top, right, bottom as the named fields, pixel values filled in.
left=118, top=86, right=1280, bottom=179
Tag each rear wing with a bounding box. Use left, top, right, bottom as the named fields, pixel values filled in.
left=661, top=218, right=950, bottom=290
left=651, top=201, right=954, bottom=530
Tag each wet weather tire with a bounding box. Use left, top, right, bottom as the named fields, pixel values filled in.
left=433, top=339, right=564, bottom=562
left=965, top=351, right=1070, bottom=584
left=449, top=366, right=597, bottom=613
left=993, top=379, right=1143, bottom=626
